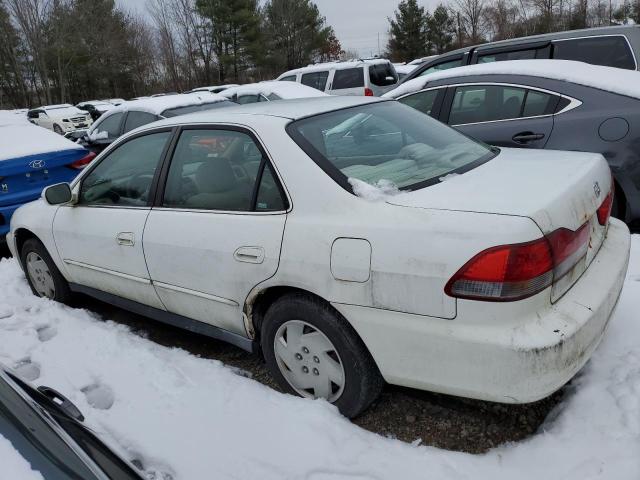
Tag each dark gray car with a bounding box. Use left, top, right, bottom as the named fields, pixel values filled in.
left=402, top=25, right=640, bottom=84
left=386, top=62, right=640, bottom=224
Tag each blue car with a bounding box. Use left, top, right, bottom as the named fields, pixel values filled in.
left=0, top=116, right=94, bottom=242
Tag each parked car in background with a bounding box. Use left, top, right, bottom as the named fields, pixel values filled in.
left=7, top=97, right=629, bottom=418
left=105, top=98, right=125, bottom=106
left=79, top=93, right=233, bottom=154
left=276, top=59, right=399, bottom=96
left=220, top=81, right=328, bottom=104
left=0, top=111, right=93, bottom=242
left=190, top=84, right=239, bottom=94
left=77, top=100, right=116, bottom=121
left=0, top=367, right=144, bottom=479
left=402, top=25, right=640, bottom=83
left=27, top=104, right=93, bottom=136
left=385, top=59, right=640, bottom=224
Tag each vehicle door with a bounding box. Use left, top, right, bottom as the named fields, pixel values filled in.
left=53, top=128, right=173, bottom=309
left=143, top=127, right=288, bottom=336
left=300, top=70, right=330, bottom=93
left=36, top=111, right=52, bottom=130
left=328, top=67, right=365, bottom=96
left=442, top=83, right=555, bottom=149
left=396, top=87, right=447, bottom=119
left=122, top=110, right=160, bottom=134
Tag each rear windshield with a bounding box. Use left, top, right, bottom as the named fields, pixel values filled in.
left=287, top=101, right=493, bottom=191
left=162, top=100, right=233, bottom=118
left=368, top=63, right=398, bottom=87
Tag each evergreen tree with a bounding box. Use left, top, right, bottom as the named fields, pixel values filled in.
left=429, top=4, right=456, bottom=54
left=386, top=0, right=431, bottom=62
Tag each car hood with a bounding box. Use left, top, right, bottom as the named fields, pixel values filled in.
left=386, top=147, right=612, bottom=234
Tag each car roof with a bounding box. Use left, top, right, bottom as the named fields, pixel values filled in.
left=142, top=96, right=385, bottom=129
left=106, top=93, right=228, bottom=116
left=385, top=59, right=640, bottom=100
left=221, top=81, right=329, bottom=100
left=278, top=58, right=392, bottom=77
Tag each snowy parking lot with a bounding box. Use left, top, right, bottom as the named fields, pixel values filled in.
left=0, top=237, right=638, bottom=479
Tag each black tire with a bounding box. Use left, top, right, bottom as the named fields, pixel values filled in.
left=261, top=293, right=384, bottom=418
left=20, top=238, right=71, bottom=303
left=53, top=124, right=63, bottom=135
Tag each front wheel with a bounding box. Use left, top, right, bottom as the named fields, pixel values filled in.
left=21, top=238, right=71, bottom=303
left=261, top=294, right=384, bottom=418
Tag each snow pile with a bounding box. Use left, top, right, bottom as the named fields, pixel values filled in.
left=348, top=177, right=406, bottom=202
left=0, top=236, right=639, bottom=479
left=0, top=435, right=44, bottom=480
left=221, top=81, right=328, bottom=100
left=385, top=59, right=640, bottom=100
left=0, top=123, right=84, bottom=162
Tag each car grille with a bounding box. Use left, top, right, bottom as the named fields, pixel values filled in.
left=70, top=116, right=87, bottom=122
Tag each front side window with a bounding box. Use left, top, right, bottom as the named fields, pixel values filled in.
left=288, top=102, right=493, bottom=191
left=162, top=129, right=286, bottom=212
left=419, top=58, right=463, bottom=77
left=93, top=112, right=124, bottom=139
left=279, top=75, right=296, bottom=82
left=123, top=111, right=158, bottom=133
left=552, top=35, right=635, bottom=69
left=368, top=63, right=398, bottom=86
left=79, top=131, right=170, bottom=206
left=397, top=89, right=441, bottom=116
left=236, top=94, right=260, bottom=104
left=301, top=71, right=329, bottom=91
left=449, top=85, right=526, bottom=125
left=332, top=68, right=365, bottom=89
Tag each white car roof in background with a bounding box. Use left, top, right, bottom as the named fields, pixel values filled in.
left=278, top=59, right=392, bottom=78
left=408, top=55, right=438, bottom=66
left=384, top=59, right=640, bottom=99
left=191, top=84, right=239, bottom=92
left=142, top=96, right=383, bottom=131
left=220, top=81, right=329, bottom=100
left=394, top=64, right=419, bottom=75
left=0, top=113, right=83, bottom=161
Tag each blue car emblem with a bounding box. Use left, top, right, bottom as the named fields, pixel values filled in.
left=28, top=159, right=45, bottom=169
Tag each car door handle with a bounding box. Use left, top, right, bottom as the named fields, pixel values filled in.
left=234, top=246, right=265, bottom=264
left=116, top=232, right=135, bottom=246
left=512, top=132, right=545, bottom=143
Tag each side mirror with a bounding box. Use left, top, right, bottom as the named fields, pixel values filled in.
left=43, top=183, right=73, bottom=205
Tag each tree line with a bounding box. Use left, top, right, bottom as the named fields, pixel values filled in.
left=0, top=0, right=343, bottom=108
left=386, top=0, right=637, bottom=61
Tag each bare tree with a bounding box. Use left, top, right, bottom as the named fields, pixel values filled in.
left=454, top=0, right=486, bottom=45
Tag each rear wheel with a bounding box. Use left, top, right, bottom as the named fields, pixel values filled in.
left=53, top=124, right=63, bottom=135
left=261, top=294, right=384, bottom=418
left=21, top=238, right=71, bottom=303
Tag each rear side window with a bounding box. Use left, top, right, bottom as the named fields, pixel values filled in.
left=332, top=68, right=364, bottom=89
left=552, top=36, right=635, bottom=69
left=94, top=112, right=123, bottom=139
left=419, top=58, right=463, bottom=77
left=301, top=71, right=329, bottom=91
left=522, top=90, right=556, bottom=117
left=124, top=111, right=158, bottom=133
left=477, top=48, right=537, bottom=63
left=279, top=75, right=296, bottom=82
left=449, top=85, right=526, bottom=125
left=236, top=94, right=260, bottom=104
left=398, top=89, right=440, bottom=116
left=369, top=63, right=398, bottom=86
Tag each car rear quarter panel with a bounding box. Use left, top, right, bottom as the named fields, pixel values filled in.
left=251, top=119, right=546, bottom=319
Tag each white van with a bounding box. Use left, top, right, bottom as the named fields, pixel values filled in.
left=276, top=59, right=399, bottom=96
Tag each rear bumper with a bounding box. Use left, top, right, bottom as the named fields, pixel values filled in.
left=332, top=218, right=631, bottom=403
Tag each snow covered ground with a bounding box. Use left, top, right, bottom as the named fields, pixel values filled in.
left=0, top=237, right=639, bottom=479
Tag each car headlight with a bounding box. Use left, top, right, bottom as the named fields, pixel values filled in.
left=62, top=118, right=69, bottom=122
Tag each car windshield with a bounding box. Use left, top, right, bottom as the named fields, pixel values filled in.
left=161, top=100, right=234, bottom=118
left=288, top=101, right=494, bottom=191
left=0, top=371, right=141, bottom=479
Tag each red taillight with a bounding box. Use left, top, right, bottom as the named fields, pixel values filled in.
left=67, top=151, right=96, bottom=170
left=364, top=87, right=374, bottom=96
left=597, top=188, right=614, bottom=226
left=446, top=223, right=590, bottom=301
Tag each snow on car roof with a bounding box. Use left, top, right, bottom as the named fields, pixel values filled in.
left=395, top=64, right=419, bottom=75
left=220, top=81, right=329, bottom=100
left=109, top=92, right=228, bottom=116
left=278, top=58, right=392, bottom=78
left=146, top=96, right=383, bottom=129
left=385, top=59, right=640, bottom=99
left=0, top=122, right=83, bottom=161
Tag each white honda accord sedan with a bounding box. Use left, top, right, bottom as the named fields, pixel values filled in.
left=7, top=96, right=630, bottom=417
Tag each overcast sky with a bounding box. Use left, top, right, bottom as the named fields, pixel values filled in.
left=117, top=0, right=441, bottom=57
